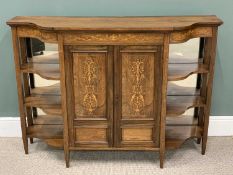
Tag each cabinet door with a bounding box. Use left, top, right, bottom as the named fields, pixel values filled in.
left=64, top=46, right=113, bottom=148
left=114, top=46, right=162, bottom=148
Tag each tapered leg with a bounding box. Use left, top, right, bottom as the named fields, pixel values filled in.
left=65, top=150, right=70, bottom=168
left=201, top=137, right=207, bottom=155
left=160, top=151, right=165, bottom=168
left=22, top=135, right=29, bottom=154
left=197, top=138, right=201, bottom=144
left=30, top=138, right=34, bottom=144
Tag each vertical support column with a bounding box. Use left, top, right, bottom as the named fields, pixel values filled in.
left=113, top=46, right=120, bottom=148
left=201, top=27, right=218, bottom=155
left=19, top=38, right=34, bottom=144
left=26, top=38, right=38, bottom=118
left=160, top=34, right=170, bottom=168
left=196, top=37, right=205, bottom=89
left=11, top=28, right=28, bottom=154
left=58, top=34, right=70, bottom=167
left=195, top=37, right=205, bottom=144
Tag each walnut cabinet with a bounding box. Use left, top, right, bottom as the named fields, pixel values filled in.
left=7, top=16, right=223, bottom=168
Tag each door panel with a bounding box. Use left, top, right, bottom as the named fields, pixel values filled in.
left=121, top=52, right=155, bottom=118
left=73, top=52, right=107, bottom=118
left=122, top=128, right=153, bottom=141
left=64, top=45, right=113, bottom=147
left=115, top=45, right=162, bottom=148
left=75, top=127, right=108, bottom=145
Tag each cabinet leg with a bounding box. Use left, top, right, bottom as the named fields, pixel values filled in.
left=23, top=137, right=29, bottom=154
left=201, top=136, right=207, bottom=155
left=159, top=151, right=165, bottom=168
left=30, top=138, right=34, bottom=144
left=65, top=150, right=70, bottom=168
left=197, top=138, right=201, bottom=144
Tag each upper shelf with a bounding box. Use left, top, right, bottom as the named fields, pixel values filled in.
left=21, top=62, right=60, bottom=80
left=31, top=83, right=60, bottom=96
left=7, top=16, right=223, bottom=31
left=169, top=57, right=203, bottom=64
left=29, top=53, right=59, bottom=64
left=168, top=63, right=209, bottom=81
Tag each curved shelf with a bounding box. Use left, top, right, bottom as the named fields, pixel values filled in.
left=41, top=107, right=62, bottom=116
left=167, top=96, right=205, bottom=117
left=29, top=115, right=63, bottom=140
left=21, top=63, right=60, bottom=80
left=27, top=125, right=63, bottom=139
left=25, top=95, right=61, bottom=116
left=44, top=139, right=64, bottom=148
left=168, top=64, right=208, bottom=81
left=165, top=125, right=202, bottom=149
left=169, top=57, right=203, bottom=64
left=33, top=115, right=63, bottom=125
left=29, top=53, right=59, bottom=64
left=166, top=115, right=198, bottom=126
left=167, top=82, right=200, bottom=96
left=31, top=83, right=60, bottom=96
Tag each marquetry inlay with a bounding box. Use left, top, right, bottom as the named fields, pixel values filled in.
left=82, top=57, right=98, bottom=114
left=129, top=57, right=145, bottom=114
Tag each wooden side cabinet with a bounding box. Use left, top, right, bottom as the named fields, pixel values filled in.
left=7, top=16, right=223, bottom=168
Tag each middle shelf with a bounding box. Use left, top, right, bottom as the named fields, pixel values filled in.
left=27, top=82, right=204, bottom=117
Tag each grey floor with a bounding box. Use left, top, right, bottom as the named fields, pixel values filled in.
left=0, top=137, right=233, bottom=175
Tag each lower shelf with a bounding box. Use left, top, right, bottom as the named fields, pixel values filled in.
left=29, top=116, right=202, bottom=150
left=165, top=125, right=202, bottom=149
left=28, top=115, right=63, bottom=140
left=44, top=139, right=64, bottom=148
left=27, top=125, right=63, bottom=139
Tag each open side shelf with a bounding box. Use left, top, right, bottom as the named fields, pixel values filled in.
left=44, top=139, right=64, bottom=148
left=27, top=125, right=63, bottom=139
left=165, top=125, right=202, bottom=149
left=166, top=115, right=198, bottom=126
left=29, top=53, right=59, bottom=64
left=31, top=83, right=60, bottom=96
left=166, top=115, right=201, bottom=150
left=167, top=83, right=200, bottom=96
left=25, top=95, right=61, bottom=116
left=168, top=63, right=208, bottom=81
left=167, top=96, right=205, bottom=117
left=33, top=115, right=63, bottom=125
left=21, top=63, right=60, bottom=80
left=169, top=57, right=203, bottom=64
left=29, top=115, right=63, bottom=146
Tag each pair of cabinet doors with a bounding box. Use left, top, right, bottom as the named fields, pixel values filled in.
left=64, top=45, right=163, bottom=149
